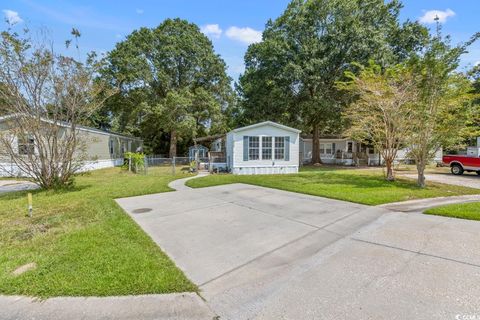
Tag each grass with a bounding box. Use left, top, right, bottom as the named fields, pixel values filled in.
left=425, top=202, right=480, bottom=221
left=0, top=167, right=196, bottom=298
left=186, top=166, right=480, bottom=205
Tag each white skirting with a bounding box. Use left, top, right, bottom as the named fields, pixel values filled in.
left=0, top=158, right=124, bottom=177
left=232, top=166, right=298, bottom=175
left=79, top=159, right=124, bottom=172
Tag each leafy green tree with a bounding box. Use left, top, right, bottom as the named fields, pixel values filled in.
left=461, top=65, right=480, bottom=145
left=407, top=24, right=479, bottom=187
left=338, top=62, right=417, bottom=181
left=0, top=83, right=9, bottom=115
left=238, top=0, right=428, bottom=164
left=102, top=18, right=231, bottom=156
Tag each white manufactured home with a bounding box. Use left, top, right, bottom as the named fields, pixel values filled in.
left=0, top=115, right=143, bottom=177
left=225, top=121, right=301, bottom=175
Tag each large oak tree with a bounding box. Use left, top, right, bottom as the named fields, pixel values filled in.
left=238, top=0, right=428, bottom=164
left=102, top=19, right=232, bottom=156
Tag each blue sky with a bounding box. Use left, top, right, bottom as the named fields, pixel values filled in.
left=2, top=0, right=479, bottom=81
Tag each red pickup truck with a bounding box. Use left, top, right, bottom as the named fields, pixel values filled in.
left=442, top=154, right=480, bottom=175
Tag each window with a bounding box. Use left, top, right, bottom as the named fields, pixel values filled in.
left=320, top=143, right=333, bottom=155
left=262, top=136, right=272, bottom=160
left=18, top=135, right=34, bottom=155
left=248, top=136, right=259, bottom=160
left=109, top=139, right=114, bottom=155
left=347, top=142, right=353, bottom=153
left=274, top=137, right=285, bottom=160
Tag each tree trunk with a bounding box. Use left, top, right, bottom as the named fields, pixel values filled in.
left=385, top=158, right=395, bottom=181
left=169, top=129, right=177, bottom=158
left=417, top=160, right=426, bottom=188
left=311, top=123, right=322, bottom=165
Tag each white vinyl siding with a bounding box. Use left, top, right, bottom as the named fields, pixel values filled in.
left=229, top=122, right=300, bottom=175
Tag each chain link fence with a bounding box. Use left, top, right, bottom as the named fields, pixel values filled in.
left=125, top=154, right=228, bottom=175
left=142, top=156, right=191, bottom=175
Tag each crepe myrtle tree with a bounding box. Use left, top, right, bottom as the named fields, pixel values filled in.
left=338, top=62, right=417, bottom=181
left=407, top=24, right=479, bottom=187
left=0, top=28, right=114, bottom=189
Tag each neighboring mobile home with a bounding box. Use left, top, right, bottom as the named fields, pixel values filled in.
left=300, top=135, right=443, bottom=166
left=0, top=115, right=143, bottom=177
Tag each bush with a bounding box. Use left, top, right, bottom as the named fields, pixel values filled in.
left=124, top=152, right=145, bottom=173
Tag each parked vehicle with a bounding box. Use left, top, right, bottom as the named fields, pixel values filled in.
left=442, top=154, right=480, bottom=175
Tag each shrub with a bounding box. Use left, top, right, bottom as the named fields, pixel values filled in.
left=124, top=152, right=145, bottom=173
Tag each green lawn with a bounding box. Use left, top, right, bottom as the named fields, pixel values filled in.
left=186, top=167, right=479, bottom=205
left=425, top=202, right=480, bottom=221
left=0, top=167, right=196, bottom=298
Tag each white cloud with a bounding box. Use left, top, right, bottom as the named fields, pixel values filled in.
left=3, top=9, right=23, bottom=25
left=475, top=61, right=480, bottom=66
left=225, top=26, right=262, bottom=45
left=136, top=8, right=144, bottom=14
left=201, top=24, right=222, bottom=39
left=419, top=9, right=455, bottom=24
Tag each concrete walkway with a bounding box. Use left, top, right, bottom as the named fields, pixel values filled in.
left=0, top=180, right=38, bottom=194
left=379, top=194, right=480, bottom=212
left=167, top=171, right=209, bottom=191
left=0, top=293, right=216, bottom=320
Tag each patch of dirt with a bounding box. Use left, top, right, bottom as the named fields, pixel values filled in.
left=12, top=262, right=37, bottom=276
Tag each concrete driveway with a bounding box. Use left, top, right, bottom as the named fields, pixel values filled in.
left=0, top=180, right=38, bottom=194
left=117, top=184, right=480, bottom=320
left=400, top=172, right=480, bottom=189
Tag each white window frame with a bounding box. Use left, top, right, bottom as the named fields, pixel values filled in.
left=18, top=134, right=35, bottom=155
left=109, top=139, right=114, bottom=156
left=274, top=136, right=285, bottom=160
left=262, top=136, right=272, bottom=160
left=248, top=136, right=260, bottom=160
left=320, top=143, right=333, bottom=155
left=347, top=141, right=353, bottom=153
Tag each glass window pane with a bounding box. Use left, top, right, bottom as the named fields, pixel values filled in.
left=325, top=143, right=332, bottom=154
left=262, top=136, right=272, bottom=160
left=274, top=137, right=284, bottom=160
left=18, top=135, right=35, bottom=155
left=248, top=136, right=259, bottom=160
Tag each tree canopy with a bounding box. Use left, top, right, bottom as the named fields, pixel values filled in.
left=237, top=0, right=428, bottom=163
left=338, top=62, right=418, bottom=181
left=102, top=18, right=232, bottom=156
left=406, top=25, right=479, bottom=187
